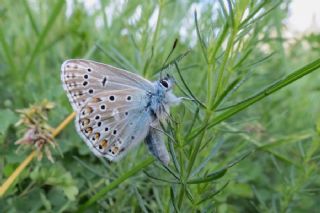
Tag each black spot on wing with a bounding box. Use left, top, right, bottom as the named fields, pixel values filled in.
left=102, top=77, right=107, bottom=86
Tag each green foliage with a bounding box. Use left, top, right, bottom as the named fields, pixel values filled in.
left=30, top=164, right=79, bottom=201
left=1, top=0, right=320, bottom=212
left=0, top=109, right=18, bottom=135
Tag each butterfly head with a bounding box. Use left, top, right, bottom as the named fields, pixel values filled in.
left=158, top=74, right=175, bottom=91
left=153, top=74, right=181, bottom=109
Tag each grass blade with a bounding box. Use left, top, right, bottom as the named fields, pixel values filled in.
left=187, top=168, right=227, bottom=184
left=168, top=136, right=181, bottom=173
left=0, top=30, right=17, bottom=74
left=174, top=62, right=207, bottom=108
left=78, top=157, right=154, bottom=211
left=22, top=0, right=39, bottom=36
left=72, top=156, right=106, bottom=178
left=194, top=10, right=208, bottom=63
left=170, top=187, right=180, bottom=213
left=196, top=181, right=229, bottom=205
left=188, top=150, right=251, bottom=184
left=23, top=0, right=65, bottom=80
left=144, top=171, right=180, bottom=184
left=211, top=77, right=241, bottom=110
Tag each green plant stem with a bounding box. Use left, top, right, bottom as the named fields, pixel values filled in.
left=188, top=57, right=320, bottom=141
left=22, top=0, right=39, bottom=36
left=184, top=110, right=214, bottom=187
left=22, top=0, right=65, bottom=81
left=176, top=112, right=212, bottom=211
left=177, top=184, right=185, bottom=208
left=208, top=57, right=320, bottom=129
left=207, top=63, right=213, bottom=106
left=0, top=30, right=17, bottom=76
left=78, top=157, right=155, bottom=212
left=143, top=1, right=163, bottom=77
left=212, top=29, right=236, bottom=108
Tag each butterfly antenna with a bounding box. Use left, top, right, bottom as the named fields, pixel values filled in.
left=173, top=62, right=206, bottom=109
left=163, top=38, right=178, bottom=67
left=156, top=49, right=191, bottom=78
left=160, top=38, right=179, bottom=79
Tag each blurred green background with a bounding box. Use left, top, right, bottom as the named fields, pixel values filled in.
left=1, top=0, right=320, bottom=212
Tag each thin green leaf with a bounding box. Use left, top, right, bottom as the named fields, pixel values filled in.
left=241, top=52, right=275, bottom=69
left=226, top=0, right=235, bottom=28
left=109, top=46, right=138, bottom=72
left=96, top=43, right=123, bottom=66
left=186, top=106, right=200, bottom=139
left=143, top=171, right=180, bottom=184
left=188, top=151, right=251, bottom=184
left=211, top=77, right=241, bottom=110
left=0, top=30, right=17, bottom=74
left=154, top=49, right=190, bottom=74
left=174, top=62, right=207, bottom=108
left=196, top=181, right=229, bottom=205
left=240, top=1, right=281, bottom=29
left=170, top=187, right=180, bottom=213
left=73, top=156, right=106, bottom=178
left=187, top=168, right=227, bottom=184
left=209, top=22, right=229, bottom=62
left=185, top=186, right=194, bottom=203
left=194, top=10, right=208, bottom=63
left=159, top=163, right=180, bottom=180
left=239, top=0, right=269, bottom=28
left=191, top=139, right=225, bottom=177
left=208, top=57, right=320, bottom=128
left=78, top=157, right=154, bottom=212
left=168, top=137, right=181, bottom=173
left=188, top=57, right=320, bottom=140
left=23, top=0, right=65, bottom=80
left=134, top=187, right=149, bottom=213
left=22, top=0, right=39, bottom=35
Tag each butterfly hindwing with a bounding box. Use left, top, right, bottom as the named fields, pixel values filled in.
left=61, top=59, right=154, bottom=111
left=75, top=89, right=153, bottom=161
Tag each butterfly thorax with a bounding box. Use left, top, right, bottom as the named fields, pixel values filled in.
left=146, top=81, right=180, bottom=122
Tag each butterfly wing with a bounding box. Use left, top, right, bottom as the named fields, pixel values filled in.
left=75, top=89, right=153, bottom=161
left=61, top=59, right=154, bottom=111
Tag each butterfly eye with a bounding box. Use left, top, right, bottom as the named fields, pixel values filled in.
left=160, top=80, right=169, bottom=88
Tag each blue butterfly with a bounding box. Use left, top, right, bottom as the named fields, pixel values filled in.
left=61, top=59, right=181, bottom=165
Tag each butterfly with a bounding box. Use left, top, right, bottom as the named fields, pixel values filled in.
left=61, top=59, right=181, bottom=165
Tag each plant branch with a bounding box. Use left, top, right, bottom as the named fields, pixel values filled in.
left=0, top=112, right=76, bottom=197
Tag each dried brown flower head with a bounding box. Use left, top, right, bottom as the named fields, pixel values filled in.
left=15, top=100, right=57, bottom=162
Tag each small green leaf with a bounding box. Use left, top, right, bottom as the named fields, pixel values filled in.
left=187, top=168, right=227, bottom=184
left=0, top=109, right=18, bottom=135
left=196, top=181, right=230, bottom=205
left=30, top=165, right=79, bottom=201
left=188, top=151, right=251, bottom=184
left=63, top=185, right=79, bottom=201
left=170, top=187, right=180, bottom=213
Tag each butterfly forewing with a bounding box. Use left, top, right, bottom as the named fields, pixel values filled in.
left=61, top=59, right=154, bottom=111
